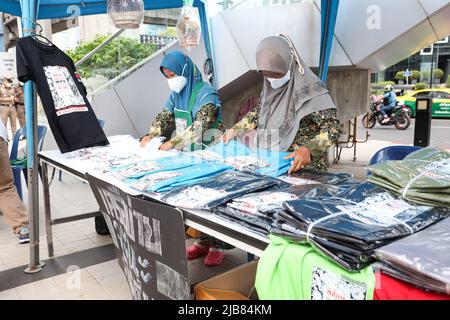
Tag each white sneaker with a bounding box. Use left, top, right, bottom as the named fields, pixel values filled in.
left=381, top=118, right=390, bottom=124
left=18, top=226, right=30, bottom=244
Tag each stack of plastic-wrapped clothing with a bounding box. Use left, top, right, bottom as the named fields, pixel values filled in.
left=367, top=146, right=450, bottom=207
left=189, top=140, right=292, bottom=177
left=280, top=180, right=450, bottom=271
left=161, top=170, right=289, bottom=210
left=374, top=216, right=450, bottom=296
left=211, top=170, right=352, bottom=237
left=101, top=152, right=231, bottom=193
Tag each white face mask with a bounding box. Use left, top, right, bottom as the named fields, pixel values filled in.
left=168, top=76, right=187, bottom=93
left=266, top=70, right=291, bottom=89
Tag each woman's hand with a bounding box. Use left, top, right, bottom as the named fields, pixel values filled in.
left=221, top=129, right=236, bottom=144
left=140, top=135, right=152, bottom=148
left=284, top=146, right=311, bottom=174
left=159, top=141, right=174, bottom=151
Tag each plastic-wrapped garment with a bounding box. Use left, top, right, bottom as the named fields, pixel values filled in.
left=226, top=191, right=300, bottom=214
left=284, top=190, right=449, bottom=245
left=276, top=168, right=352, bottom=186
left=374, top=217, right=450, bottom=295
left=79, top=149, right=142, bottom=170
left=161, top=170, right=288, bottom=209
left=213, top=185, right=378, bottom=270
left=211, top=205, right=272, bottom=237
left=126, top=162, right=230, bottom=193
left=368, top=146, right=450, bottom=207
left=374, top=272, right=450, bottom=300
left=209, top=173, right=358, bottom=249
left=109, top=154, right=203, bottom=180
left=191, top=140, right=292, bottom=177
left=269, top=226, right=375, bottom=271
left=212, top=192, right=300, bottom=236
left=282, top=189, right=450, bottom=271
left=255, top=235, right=376, bottom=300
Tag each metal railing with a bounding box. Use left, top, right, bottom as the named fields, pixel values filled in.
left=140, top=35, right=178, bottom=49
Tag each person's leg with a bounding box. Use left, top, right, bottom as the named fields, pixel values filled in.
left=16, top=105, right=26, bottom=128
left=0, top=106, right=8, bottom=128
left=8, top=107, right=17, bottom=137
left=381, top=105, right=393, bottom=123
left=0, top=139, right=29, bottom=235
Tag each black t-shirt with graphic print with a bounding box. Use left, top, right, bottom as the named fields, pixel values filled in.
left=16, top=36, right=108, bottom=153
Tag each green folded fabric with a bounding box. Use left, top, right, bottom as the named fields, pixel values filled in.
left=367, top=146, right=450, bottom=207
left=255, top=235, right=375, bottom=300
left=10, top=157, right=27, bottom=167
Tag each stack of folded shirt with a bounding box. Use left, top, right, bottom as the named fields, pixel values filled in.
left=374, top=217, right=450, bottom=295
left=161, top=170, right=289, bottom=210
left=213, top=190, right=302, bottom=237
left=255, top=235, right=376, bottom=300
left=126, top=162, right=230, bottom=193
left=276, top=169, right=352, bottom=186
left=280, top=182, right=450, bottom=271
left=368, top=146, right=450, bottom=207
left=191, top=140, right=292, bottom=177
left=108, top=154, right=201, bottom=180
left=212, top=170, right=354, bottom=236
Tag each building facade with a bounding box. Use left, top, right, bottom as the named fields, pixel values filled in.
left=373, top=36, right=450, bottom=85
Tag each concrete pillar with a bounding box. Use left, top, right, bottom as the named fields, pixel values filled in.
left=39, top=19, right=53, bottom=41
left=78, top=14, right=119, bottom=43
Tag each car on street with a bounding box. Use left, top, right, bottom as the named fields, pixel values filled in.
left=397, top=88, right=450, bottom=118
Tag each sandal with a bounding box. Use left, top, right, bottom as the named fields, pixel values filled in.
left=204, top=248, right=225, bottom=266
left=186, top=243, right=209, bottom=260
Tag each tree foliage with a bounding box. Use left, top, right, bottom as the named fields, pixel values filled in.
left=66, top=35, right=158, bottom=79
left=411, top=70, right=420, bottom=80
left=395, top=71, right=406, bottom=80
left=158, top=27, right=177, bottom=38
left=421, top=71, right=430, bottom=81
left=432, top=68, right=444, bottom=80
left=414, top=82, right=429, bottom=90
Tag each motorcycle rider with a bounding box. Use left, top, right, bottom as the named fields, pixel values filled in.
left=380, top=84, right=397, bottom=124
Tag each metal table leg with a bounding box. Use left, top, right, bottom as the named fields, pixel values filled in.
left=41, top=162, right=54, bottom=258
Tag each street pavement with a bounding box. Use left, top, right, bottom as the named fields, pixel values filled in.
left=360, top=118, right=450, bottom=150
left=329, top=117, right=450, bottom=179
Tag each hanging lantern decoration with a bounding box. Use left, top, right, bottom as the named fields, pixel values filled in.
left=176, top=0, right=202, bottom=51
left=107, top=0, right=145, bottom=29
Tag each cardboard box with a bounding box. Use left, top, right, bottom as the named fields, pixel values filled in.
left=195, top=261, right=259, bottom=300
left=186, top=227, right=202, bottom=238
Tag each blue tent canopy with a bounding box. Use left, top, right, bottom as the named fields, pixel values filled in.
left=0, top=0, right=204, bottom=19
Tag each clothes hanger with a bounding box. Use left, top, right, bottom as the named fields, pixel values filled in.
left=21, top=17, right=54, bottom=46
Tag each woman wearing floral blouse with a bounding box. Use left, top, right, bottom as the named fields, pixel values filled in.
left=140, top=51, right=222, bottom=151
left=222, top=35, right=341, bottom=172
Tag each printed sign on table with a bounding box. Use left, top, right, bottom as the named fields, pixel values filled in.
left=87, top=174, right=189, bottom=300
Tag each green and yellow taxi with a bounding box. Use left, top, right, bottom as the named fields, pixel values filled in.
left=397, top=88, right=450, bottom=118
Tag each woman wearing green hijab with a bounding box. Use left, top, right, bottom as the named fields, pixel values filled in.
left=141, top=51, right=223, bottom=151
left=141, top=51, right=230, bottom=266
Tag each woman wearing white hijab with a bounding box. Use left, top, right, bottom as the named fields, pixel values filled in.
left=223, top=34, right=341, bottom=173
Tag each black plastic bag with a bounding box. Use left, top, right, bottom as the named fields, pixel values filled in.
left=95, top=214, right=110, bottom=235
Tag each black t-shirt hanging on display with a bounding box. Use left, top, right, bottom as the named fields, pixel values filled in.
left=16, top=36, right=109, bottom=153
